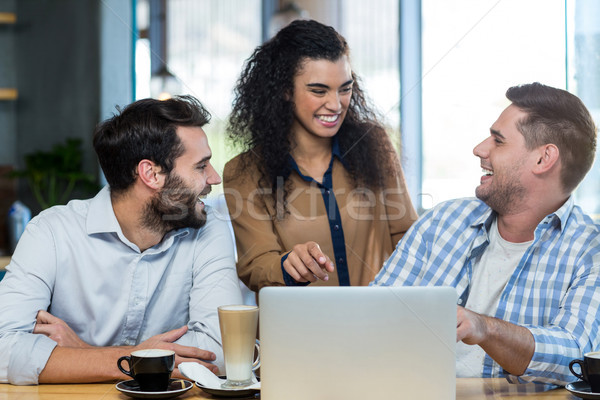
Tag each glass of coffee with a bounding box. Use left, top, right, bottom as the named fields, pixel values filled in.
left=117, top=349, right=175, bottom=392
left=218, top=305, right=260, bottom=389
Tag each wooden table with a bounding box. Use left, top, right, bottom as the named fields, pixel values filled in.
left=457, top=378, right=571, bottom=399
left=0, top=378, right=573, bottom=399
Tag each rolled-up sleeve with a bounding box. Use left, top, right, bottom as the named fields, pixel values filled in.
left=4, top=333, right=57, bottom=384
left=0, top=219, right=58, bottom=384
left=512, top=257, right=600, bottom=386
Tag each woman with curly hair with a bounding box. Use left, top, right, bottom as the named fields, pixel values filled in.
left=223, top=19, right=417, bottom=292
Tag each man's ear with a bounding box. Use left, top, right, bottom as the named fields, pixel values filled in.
left=137, top=160, right=164, bottom=189
left=533, top=144, right=559, bottom=175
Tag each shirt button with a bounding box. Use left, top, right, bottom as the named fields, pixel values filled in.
left=326, top=189, right=331, bottom=195
left=458, top=298, right=463, bottom=305
left=333, top=224, right=340, bottom=231
left=338, top=258, right=344, bottom=264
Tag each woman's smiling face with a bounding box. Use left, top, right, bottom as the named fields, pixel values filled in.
left=290, top=56, right=353, bottom=143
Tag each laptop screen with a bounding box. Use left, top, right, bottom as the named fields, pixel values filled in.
left=259, top=286, right=457, bottom=400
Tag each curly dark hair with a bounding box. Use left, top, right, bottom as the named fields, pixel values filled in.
left=227, top=19, right=401, bottom=211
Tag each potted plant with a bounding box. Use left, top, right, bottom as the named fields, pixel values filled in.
left=10, top=138, right=99, bottom=210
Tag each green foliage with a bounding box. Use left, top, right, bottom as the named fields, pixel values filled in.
left=11, top=138, right=99, bottom=210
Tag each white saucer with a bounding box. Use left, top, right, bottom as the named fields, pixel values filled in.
left=195, top=380, right=260, bottom=398
left=115, top=379, right=193, bottom=399
left=565, top=381, right=600, bottom=400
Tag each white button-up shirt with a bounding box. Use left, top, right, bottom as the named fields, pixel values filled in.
left=0, top=186, right=243, bottom=384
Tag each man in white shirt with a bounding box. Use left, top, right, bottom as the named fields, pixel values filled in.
left=0, top=96, right=243, bottom=384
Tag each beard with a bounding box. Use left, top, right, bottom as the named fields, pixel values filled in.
left=475, top=171, right=526, bottom=215
left=142, top=172, right=208, bottom=233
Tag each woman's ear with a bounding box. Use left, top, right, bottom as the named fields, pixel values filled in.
left=137, top=160, right=164, bottom=189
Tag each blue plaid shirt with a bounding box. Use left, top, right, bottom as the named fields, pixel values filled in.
left=372, top=196, right=600, bottom=387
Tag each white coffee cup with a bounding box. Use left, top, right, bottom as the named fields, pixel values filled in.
left=218, top=305, right=260, bottom=389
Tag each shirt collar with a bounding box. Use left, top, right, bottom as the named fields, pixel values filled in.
left=471, top=204, right=495, bottom=232
left=86, top=185, right=122, bottom=235
left=86, top=185, right=189, bottom=252
left=541, top=195, right=573, bottom=232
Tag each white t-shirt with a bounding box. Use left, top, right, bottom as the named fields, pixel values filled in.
left=456, top=218, right=532, bottom=377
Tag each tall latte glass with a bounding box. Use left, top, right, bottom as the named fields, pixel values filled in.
left=218, top=305, right=260, bottom=389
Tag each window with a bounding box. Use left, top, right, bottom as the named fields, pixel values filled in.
left=420, top=0, right=566, bottom=209
left=340, top=0, right=400, bottom=145
left=567, top=0, right=600, bottom=219
left=135, top=1, right=600, bottom=218
left=135, top=0, right=262, bottom=192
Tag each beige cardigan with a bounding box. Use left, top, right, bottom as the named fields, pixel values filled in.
left=223, top=154, right=418, bottom=292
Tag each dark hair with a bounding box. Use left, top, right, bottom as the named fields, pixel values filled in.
left=227, top=19, right=400, bottom=210
left=93, top=95, right=211, bottom=194
left=506, top=82, right=597, bottom=193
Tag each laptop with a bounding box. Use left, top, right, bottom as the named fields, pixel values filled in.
left=259, top=286, right=457, bottom=400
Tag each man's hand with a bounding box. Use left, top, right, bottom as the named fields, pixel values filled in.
left=283, top=241, right=335, bottom=283
left=455, top=305, right=535, bottom=376
left=33, top=310, right=92, bottom=348
left=134, top=326, right=220, bottom=376
left=456, top=306, right=488, bottom=345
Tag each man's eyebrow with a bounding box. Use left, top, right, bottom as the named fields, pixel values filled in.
left=195, top=155, right=212, bottom=165
left=490, top=129, right=505, bottom=139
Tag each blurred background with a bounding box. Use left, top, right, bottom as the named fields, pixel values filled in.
left=0, top=0, right=599, bottom=257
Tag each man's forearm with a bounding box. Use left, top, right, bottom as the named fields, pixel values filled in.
left=479, top=316, right=535, bottom=376
left=39, top=346, right=131, bottom=383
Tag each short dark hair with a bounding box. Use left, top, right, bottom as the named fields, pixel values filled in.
left=93, top=95, right=211, bottom=194
left=506, top=82, right=597, bottom=193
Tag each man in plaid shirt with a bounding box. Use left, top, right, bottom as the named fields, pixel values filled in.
left=372, top=82, right=600, bottom=388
